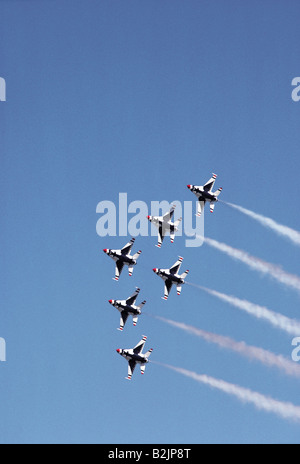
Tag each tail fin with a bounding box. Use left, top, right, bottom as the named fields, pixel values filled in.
left=181, top=269, right=189, bottom=280
left=137, top=300, right=146, bottom=311
left=128, top=266, right=134, bottom=277
left=213, top=187, right=223, bottom=198
left=174, top=217, right=182, bottom=228
left=133, top=250, right=142, bottom=261
left=145, top=348, right=153, bottom=359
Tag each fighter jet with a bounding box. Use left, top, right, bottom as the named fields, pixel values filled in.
left=153, top=256, right=189, bottom=300
left=147, top=204, right=182, bottom=248
left=108, top=287, right=146, bottom=331
left=103, top=238, right=141, bottom=281
left=187, top=173, right=223, bottom=217
left=116, top=335, right=153, bottom=380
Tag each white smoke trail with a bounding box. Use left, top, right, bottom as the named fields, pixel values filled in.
left=202, top=236, right=300, bottom=294
left=154, top=315, right=300, bottom=378
left=187, top=282, right=300, bottom=337
left=225, top=202, right=300, bottom=247
left=154, top=362, right=300, bottom=423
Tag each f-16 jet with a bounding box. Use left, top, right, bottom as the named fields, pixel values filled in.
left=116, top=335, right=153, bottom=380
left=108, top=287, right=146, bottom=331
left=187, top=173, right=223, bottom=217
left=153, top=256, right=189, bottom=300
left=103, top=238, right=141, bottom=281
left=147, top=204, right=182, bottom=248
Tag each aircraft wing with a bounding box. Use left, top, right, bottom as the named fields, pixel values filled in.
left=156, top=224, right=166, bottom=248
left=121, top=237, right=135, bottom=255
left=133, top=335, right=147, bottom=354
left=126, top=288, right=140, bottom=306
left=119, top=311, right=129, bottom=331
left=169, top=256, right=183, bottom=275
left=203, top=173, right=217, bottom=192
left=163, top=279, right=173, bottom=300
left=196, top=199, right=206, bottom=217
left=114, top=260, right=125, bottom=281
left=127, top=359, right=137, bottom=380
left=162, top=205, right=176, bottom=223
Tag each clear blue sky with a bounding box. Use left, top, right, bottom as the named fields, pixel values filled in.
left=1, top=0, right=300, bottom=444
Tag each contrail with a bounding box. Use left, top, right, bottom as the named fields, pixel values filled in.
left=153, top=362, right=300, bottom=423
left=202, top=236, right=300, bottom=294
left=154, top=315, right=300, bottom=379
left=188, top=282, right=300, bottom=337
left=225, top=202, right=300, bottom=247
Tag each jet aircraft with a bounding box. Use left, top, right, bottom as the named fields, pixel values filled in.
left=116, top=335, right=153, bottom=380
left=153, top=256, right=189, bottom=300
left=147, top=204, right=182, bottom=248
left=187, top=173, right=223, bottom=216
left=109, top=287, right=146, bottom=331
left=103, top=238, right=141, bottom=281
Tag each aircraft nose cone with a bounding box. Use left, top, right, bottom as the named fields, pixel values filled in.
left=116, top=349, right=121, bottom=353
left=153, top=268, right=157, bottom=273
left=103, top=248, right=108, bottom=253
left=187, top=184, right=191, bottom=189
left=147, top=215, right=151, bottom=219
left=108, top=299, right=113, bottom=304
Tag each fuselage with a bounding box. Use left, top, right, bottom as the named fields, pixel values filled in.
left=111, top=301, right=141, bottom=316
left=105, top=250, right=136, bottom=265
left=148, top=216, right=178, bottom=232
left=191, top=187, right=217, bottom=201
left=117, top=350, right=148, bottom=364
left=155, top=269, right=184, bottom=284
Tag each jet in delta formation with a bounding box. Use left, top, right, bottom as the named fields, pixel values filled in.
left=116, top=335, right=153, bottom=380
left=103, top=238, right=141, bottom=281
left=108, top=287, right=146, bottom=331
left=147, top=204, right=182, bottom=248
left=153, top=256, right=189, bottom=300
left=187, top=173, right=223, bottom=217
